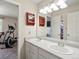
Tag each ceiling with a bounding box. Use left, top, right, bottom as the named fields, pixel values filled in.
left=31, top=0, right=43, bottom=4
left=0, top=0, right=19, bottom=18
left=66, top=0, right=79, bottom=6
left=31, top=0, right=79, bottom=6
left=0, top=0, right=79, bottom=18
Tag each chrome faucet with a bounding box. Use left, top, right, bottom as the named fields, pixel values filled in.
left=58, top=40, right=64, bottom=47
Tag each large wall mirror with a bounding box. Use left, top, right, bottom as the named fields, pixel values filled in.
left=67, top=11, right=79, bottom=42
left=37, top=0, right=79, bottom=46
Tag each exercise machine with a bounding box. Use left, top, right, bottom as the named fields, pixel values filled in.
left=0, top=25, right=17, bottom=48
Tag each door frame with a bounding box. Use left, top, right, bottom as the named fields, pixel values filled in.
left=4, top=0, right=19, bottom=59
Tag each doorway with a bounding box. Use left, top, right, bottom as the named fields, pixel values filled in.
left=0, top=0, right=19, bottom=59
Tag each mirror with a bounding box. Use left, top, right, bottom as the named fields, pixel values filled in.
left=37, top=0, right=79, bottom=43
left=67, top=11, right=79, bottom=42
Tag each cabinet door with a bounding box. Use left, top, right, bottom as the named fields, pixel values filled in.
left=39, top=48, right=62, bottom=59
left=26, top=42, right=30, bottom=59
left=39, top=55, right=46, bottom=59
left=29, top=52, right=38, bottom=59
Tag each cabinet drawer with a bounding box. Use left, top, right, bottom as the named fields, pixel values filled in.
left=39, top=55, right=46, bottom=59
left=26, top=42, right=30, bottom=59
left=30, top=44, right=38, bottom=55
left=29, top=52, right=38, bottom=59
left=39, top=48, right=62, bottom=59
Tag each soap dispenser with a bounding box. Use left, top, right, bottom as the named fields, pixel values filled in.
left=58, top=16, right=64, bottom=47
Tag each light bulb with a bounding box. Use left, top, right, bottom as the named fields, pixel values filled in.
left=50, top=3, right=59, bottom=11
left=44, top=6, right=52, bottom=13
left=56, top=0, right=68, bottom=9
left=39, top=9, right=47, bottom=14
left=60, top=3, right=68, bottom=9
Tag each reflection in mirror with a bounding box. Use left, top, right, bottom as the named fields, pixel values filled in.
left=37, top=0, right=79, bottom=45
left=46, top=16, right=52, bottom=37
left=67, top=11, right=79, bottom=42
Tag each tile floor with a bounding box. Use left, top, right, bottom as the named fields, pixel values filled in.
left=0, top=44, right=17, bottom=59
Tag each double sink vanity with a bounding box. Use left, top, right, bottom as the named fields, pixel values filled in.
left=25, top=37, right=79, bottom=59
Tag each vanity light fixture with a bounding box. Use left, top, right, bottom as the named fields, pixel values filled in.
left=59, top=3, right=67, bottom=9
left=39, top=6, right=52, bottom=14
left=44, top=6, right=52, bottom=13
left=39, top=0, right=68, bottom=14
left=42, top=11, right=48, bottom=14
left=56, top=0, right=68, bottom=9
left=39, top=9, right=47, bottom=14
left=39, top=9, right=43, bottom=13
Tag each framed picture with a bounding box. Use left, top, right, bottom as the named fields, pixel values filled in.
left=39, top=16, right=45, bottom=26
left=26, top=12, right=35, bottom=26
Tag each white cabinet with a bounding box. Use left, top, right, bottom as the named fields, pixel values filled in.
left=26, top=42, right=30, bottom=59
left=26, top=41, right=62, bottom=59
left=29, top=52, right=38, bottom=59
left=26, top=42, right=38, bottom=59
left=39, top=55, right=46, bottom=59
left=39, top=48, right=62, bottom=59
left=30, top=44, right=38, bottom=55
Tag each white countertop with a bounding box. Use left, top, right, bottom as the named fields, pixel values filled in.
left=25, top=38, right=79, bottom=59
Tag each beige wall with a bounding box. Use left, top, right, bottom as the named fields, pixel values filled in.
left=51, top=4, right=79, bottom=40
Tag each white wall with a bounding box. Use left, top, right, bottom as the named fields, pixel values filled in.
left=0, top=17, right=18, bottom=42
left=37, top=0, right=53, bottom=37
left=6, top=0, right=37, bottom=59
left=51, top=16, right=61, bottom=39
left=37, top=13, right=47, bottom=37
left=3, top=17, right=18, bottom=37
left=18, top=0, right=37, bottom=59
left=37, top=13, right=52, bottom=37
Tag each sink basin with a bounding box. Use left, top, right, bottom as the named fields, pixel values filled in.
left=49, top=44, right=74, bottom=55
left=30, top=38, right=40, bottom=42
left=29, top=38, right=45, bottom=43
left=29, top=38, right=74, bottom=55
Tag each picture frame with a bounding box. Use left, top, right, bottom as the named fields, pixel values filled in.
left=39, top=16, right=45, bottom=26
left=26, top=12, right=35, bottom=26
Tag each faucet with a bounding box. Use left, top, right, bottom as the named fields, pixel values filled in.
left=58, top=40, right=64, bottom=47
